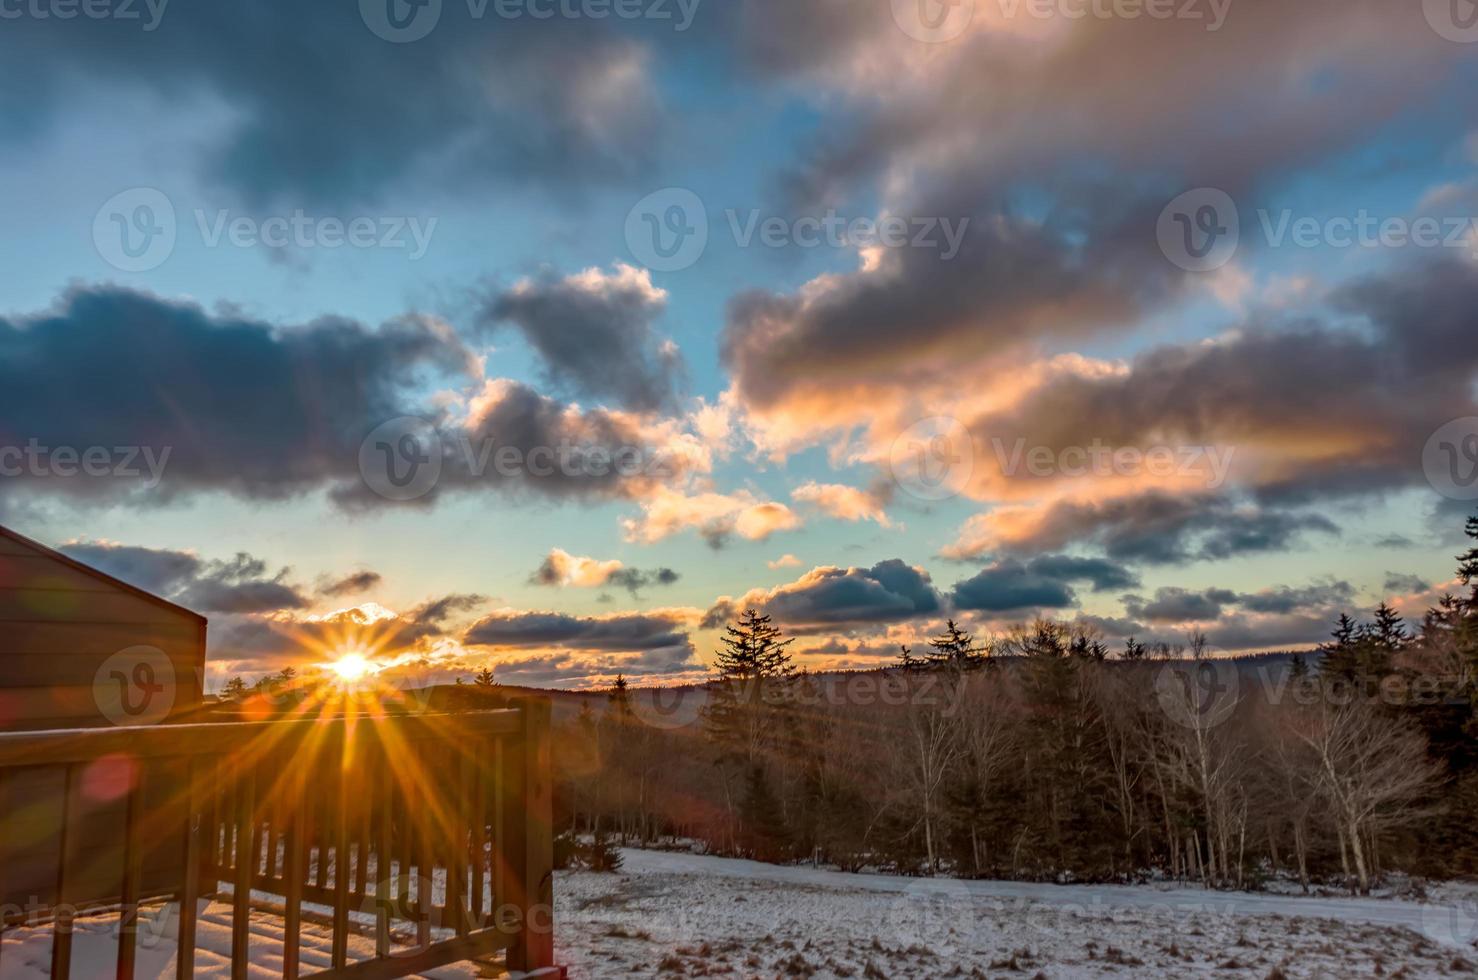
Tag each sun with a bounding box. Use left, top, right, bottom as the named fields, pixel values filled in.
left=323, top=651, right=380, bottom=685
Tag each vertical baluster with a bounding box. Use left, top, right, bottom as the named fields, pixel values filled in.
left=471, top=748, right=487, bottom=928
left=354, top=776, right=370, bottom=902
left=331, top=748, right=351, bottom=971
left=375, top=756, right=393, bottom=959
left=492, top=738, right=505, bottom=913
left=415, top=743, right=433, bottom=953
left=396, top=774, right=413, bottom=922
left=446, top=748, right=465, bottom=939
left=177, top=758, right=202, bottom=980
left=283, top=761, right=306, bottom=980
left=116, top=759, right=146, bottom=980
left=282, top=768, right=305, bottom=980
left=0, top=769, right=10, bottom=976
left=50, top=764, right=78, bottom=980
left=230, top=764, right=255, bottom=980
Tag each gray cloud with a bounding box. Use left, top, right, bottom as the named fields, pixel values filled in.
left=0, top=286, right=695, bottom=513
left=703, top=559, right=942, bottom=631
left=58, top=541, right=308, bottom=614
left=463, top=610, right=695, bottom=671
left=950, top=554, right=1140, bottom=614
left=0, top=4, right=668, bottom=207
left=320, top=571, right=383, bottom=597
left=482, top=265, right=681, bottom=412
left=0, top=285, right=474, bottom=504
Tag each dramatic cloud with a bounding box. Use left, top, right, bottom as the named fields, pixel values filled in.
left=319, top=571, right=383, bottom=597
left=1384, top=572, right=1431, bottom=596
left=0, top=286, right=718, bottom=516
left=0, top=4, right=671, bottom=206
left=791, top=481, right=893, bottom=527
left=58, top=540, right=308, bottom=615
left=949, top=493, right=1339, bottom=565
left=951, top=554, right=1140, bottom=614
left=704, top=559, right=942, bottom=632
left=482, top=264, right=681, bottom=412
left=530, top=548, right=679, bottom=596
left=0, top=285, right=474, bottom=504
left=1122, top=581, right=1354, bottom=624
left=463, top=610, right=697, bottom=674
left=720, top=1, right=1463, bottom=444
left=622, top=486, right=800, bottom=547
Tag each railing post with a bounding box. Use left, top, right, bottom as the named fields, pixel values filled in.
left=504, top=699, right=554, bottom=974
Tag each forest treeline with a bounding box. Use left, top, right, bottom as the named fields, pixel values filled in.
left=550, top=516, right=1478, bottom=893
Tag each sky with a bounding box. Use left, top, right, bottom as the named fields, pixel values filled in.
left=3, top=0, right=1478, bottom=690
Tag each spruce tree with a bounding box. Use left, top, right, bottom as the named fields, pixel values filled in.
left=704, top=610, right=795, bottom=766
left=1319, top=613, right=1362, bottom=682
left=925, top=619, right=989, bottom=669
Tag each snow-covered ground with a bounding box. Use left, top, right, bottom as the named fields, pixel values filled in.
left=4, top=850, right=1475, bottom=978
left=555, top=849, right=1478, bottom=978
left=0, top=898, right=488, bottom=979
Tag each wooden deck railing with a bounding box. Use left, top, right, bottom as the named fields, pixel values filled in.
left=0, top=701, right=555, bottom=979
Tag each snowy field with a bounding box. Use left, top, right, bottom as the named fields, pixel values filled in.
left=3, top=850, right=1475, bottom=978
left=555, top=849, right=1478, bottom=979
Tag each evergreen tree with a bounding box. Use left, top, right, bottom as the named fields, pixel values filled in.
left=473, top=666, right=497, bottom=688
left=1289, top=653, right=1309, bottom=680
left=924, top=620, right=989, bottom=670
left=1371, top=602, right=1409, bottom=652
left=703, top=610, right=797, bottom=854
left=895, top=644, right=926, bottom=671
left=739, top=765, right=791, bottom=863
left=704, top=610, right=797, bottom=766
left=1121, top=636, right=1148, bottom=661
left=1458, top=514, right=1478, bottom=588
left=1319, top=613, right=1362, bottom=682
left=607, top=674, right=634, bottom=722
